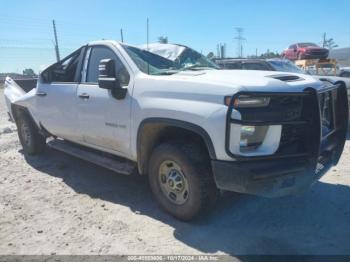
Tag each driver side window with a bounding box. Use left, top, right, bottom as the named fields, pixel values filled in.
left=86, top=46, right=130, bottom=86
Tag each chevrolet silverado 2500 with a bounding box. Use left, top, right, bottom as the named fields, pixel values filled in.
left=4, top=40, right=349, bottom=220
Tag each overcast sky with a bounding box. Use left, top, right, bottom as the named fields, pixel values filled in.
left=1, top=0, right=349, bottom=73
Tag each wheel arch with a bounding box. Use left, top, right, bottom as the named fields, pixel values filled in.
left=11, top=104, right=50, bottom=137
left=11, top=104, right=32, bottom=125
left=136, top=118, right=216, bottom=175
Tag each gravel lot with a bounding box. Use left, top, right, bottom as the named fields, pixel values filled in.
left=1, top=88, right=350, bottom=256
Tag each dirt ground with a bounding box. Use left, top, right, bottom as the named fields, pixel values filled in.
left=1, top=88, right=350, bottom=256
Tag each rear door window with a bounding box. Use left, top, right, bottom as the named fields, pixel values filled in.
left=42, top=48, right=83, bottom=83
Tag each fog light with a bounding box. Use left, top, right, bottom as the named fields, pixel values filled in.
left=240, top=125, right=269, bottom=152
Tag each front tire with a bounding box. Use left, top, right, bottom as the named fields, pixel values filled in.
left=16, top=112, right=46, bottom=154
left=148, top=143, right=219, bottom=221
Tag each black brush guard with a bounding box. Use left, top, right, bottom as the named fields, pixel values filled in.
left=212, top=84, right=348, bottom=197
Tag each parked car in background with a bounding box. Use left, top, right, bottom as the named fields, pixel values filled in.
left=339, top=67, right=350, bottom=78
left=4, top=41, right=348, bottom=220
left=215, top=58, right=350, bottom=114
left=282, top=43, right=329, bottom=60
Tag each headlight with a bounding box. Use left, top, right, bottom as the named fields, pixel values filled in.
left=224, top=95, right=270, bottom=108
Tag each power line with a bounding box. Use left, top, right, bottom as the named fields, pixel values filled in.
left=234, top=27, right=246, bottom=58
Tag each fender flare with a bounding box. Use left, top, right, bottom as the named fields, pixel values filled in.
left=136, top=118, right=217, bottom=174
left=11, top=104, right=50, bottom=137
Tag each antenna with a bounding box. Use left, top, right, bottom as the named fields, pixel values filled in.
left=52, top=20, right=60, bottom=62
left=234, top=27, right=246, bottom=58
left=120, top=28, right=124, bottom=42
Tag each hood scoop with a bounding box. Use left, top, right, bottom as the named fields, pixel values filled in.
left=267, top=74, right=304, bottom=82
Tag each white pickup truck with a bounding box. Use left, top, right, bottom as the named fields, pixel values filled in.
left=4, top=40, right=349, bottom=220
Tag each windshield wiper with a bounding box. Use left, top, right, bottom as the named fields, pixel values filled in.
left=153, top=70, right=180, bottom=75
left=180, top=65, right=215, bottom=71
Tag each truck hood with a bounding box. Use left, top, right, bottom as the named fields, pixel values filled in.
left=164, top=69, right=324, bottom=92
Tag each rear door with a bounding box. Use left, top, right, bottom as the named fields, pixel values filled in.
left=34, top=48, right=85, bottom=142
left=77, top=44, right=132, bottom=157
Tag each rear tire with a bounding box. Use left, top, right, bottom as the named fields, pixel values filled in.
left=16, top=112, right=46, bottom=154
left=148, top=143, right=219, bottom=221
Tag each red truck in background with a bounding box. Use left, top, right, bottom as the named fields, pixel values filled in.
left=282, top=43, right=329, bottom=60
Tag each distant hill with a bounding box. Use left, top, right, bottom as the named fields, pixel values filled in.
left=329, top=48, right=350, bottom=67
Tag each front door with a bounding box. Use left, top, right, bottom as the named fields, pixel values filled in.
left=77, top=45, right=132, bottom=157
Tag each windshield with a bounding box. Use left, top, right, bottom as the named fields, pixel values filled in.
left=122, top=44, right=219, bottom=75
left=175, top=48, right=219, bottom=70
left=268, top=60, right=305, bottom=74
left=122, top=45, right=178, bottom=75
left=298, top=43, right=318, bottom=48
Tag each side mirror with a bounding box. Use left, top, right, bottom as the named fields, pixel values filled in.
left=98, top=59, right=127, bottom=100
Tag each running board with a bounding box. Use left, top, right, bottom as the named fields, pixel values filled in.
left=47, top=139, right=136, bottom=175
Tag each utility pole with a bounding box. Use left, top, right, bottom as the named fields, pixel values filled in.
left=323, top=32, right=326, bottom=48
left=120, top=28, right=124, bottom=42
left=234, top=27, right=246, bottom=58
left=146, top=18, right=150, bottom=74
left=52, top=20, right=60, bottom=62
left=146, top=18, right=149, bottom=50
left=255, top=48, right=258, bottom=58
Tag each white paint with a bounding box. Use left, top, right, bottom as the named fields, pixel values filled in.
left=3, top=40, right=326, bottom=163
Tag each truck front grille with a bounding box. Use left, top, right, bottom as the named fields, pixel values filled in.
left=226, top=84, right=348, bottom=162
left=239, top=96, right=303, bottom=122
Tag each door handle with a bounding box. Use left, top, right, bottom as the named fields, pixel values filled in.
left=36, top=91, right=47, bottom=97
left=78, top=93, right=90, bottom=99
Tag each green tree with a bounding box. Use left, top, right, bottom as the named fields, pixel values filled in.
left=22, top=68, right=36, bottom=76
left=259, top=51, right=280, bottom=59
left=322, top=33, right=338, bottom=50
left=158, top=36, right=168, bottom=44
left=206, top=52, right=215, bottom=59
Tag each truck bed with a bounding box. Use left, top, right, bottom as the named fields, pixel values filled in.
left=3, top=77, right=38, bottom=120
left=10, top=78, right=38, bottom=93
